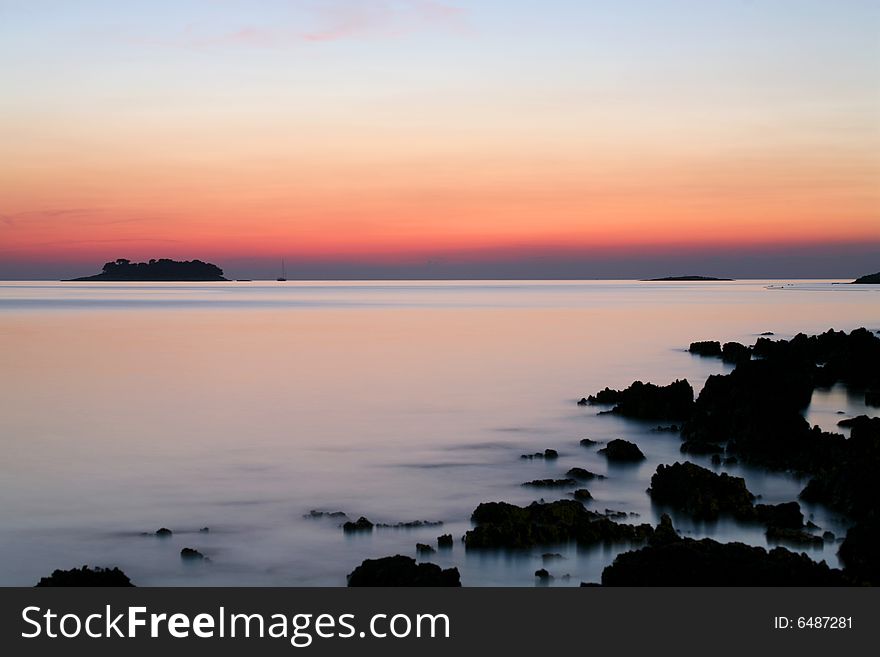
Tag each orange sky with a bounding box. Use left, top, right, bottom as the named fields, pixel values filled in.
left=1, top=1, right=878, bottom=277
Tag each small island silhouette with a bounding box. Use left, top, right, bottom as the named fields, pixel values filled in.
left=69, top=258, right=227, bottom=281
left=852, top=271, right=880, bottom=284
left=643, top=275, right=734, bottom=282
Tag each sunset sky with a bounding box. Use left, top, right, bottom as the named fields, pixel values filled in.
left=1, top=0, right=878, bottom=279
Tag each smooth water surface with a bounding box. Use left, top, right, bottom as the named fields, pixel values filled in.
left=1, top=280, right=877, bottom=585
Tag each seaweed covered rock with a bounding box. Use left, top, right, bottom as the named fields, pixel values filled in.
left=838, top=520, right=880, bottom=585
left=689, top=341, right=721, bottom=357
left=347, top=555, right=460, bottom=587
left=586, top=379, right=694, bottom=420
left=36, top=566, right=134, bottom=587
left=598, top=439, right=645, bottom=462
left=648, top=462, right=754, bottom=520
left=464, top=500, right=653, bottom=549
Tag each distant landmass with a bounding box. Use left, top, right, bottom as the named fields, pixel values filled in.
left=644, top=275, right=734, bottom=282
left=852, top=272, right=880, bottom=284
left=69, top=258, right=227, bottom=281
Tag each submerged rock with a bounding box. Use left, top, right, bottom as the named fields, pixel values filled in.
left=521, top=449, right=558, bottom=460
left=522, top=478, right=577, bottom=488
left=766, top=527, right=823, bottom=548
left=648, top=462, right=754, bottom=520
left=343, top=517, right=374, bottom=533
left=304, top=510, right=348, bottom=519
left=416, top=543, right=436, bottom=555
left=565, top=467, right=604, bottom=481
left=464, top=500, right=653, bottom=549
left=579, top=438, right=599, bottom=446
left=375, top=520, right=443, bottom=529
left=598, top=439, right=645, bottom=462
left=155, top=527, right=173, bottom=537
left=180, top=547, right=207, bottom=560
left=347, top=555, right=461, bottom=587
left=586, top=379, right=694, bottom=420
left=36, top=566, right=134, bottom=587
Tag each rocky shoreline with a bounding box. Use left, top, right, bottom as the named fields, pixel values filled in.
left=36, top=328, right=879, bottom=587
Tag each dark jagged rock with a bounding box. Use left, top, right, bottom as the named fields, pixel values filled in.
left=689, top=341, right=722, bottom=357
left=416, top=543, right=435, bottom=555
left=572, top=488, right=593, bottom=501
left=602, top=509, right=629, bottom=520
left=680, top=440, right=723, bottom=455
left=199, top=527, right=210, bottom=532
left=798, top=414, right=880, bottom=519
left=652, top=424, right=680, bottom=432
left=522, top=478, right=577, bottom=488
left=852, top=271, right=880, bottom=284
left=437, top=534, right=453, bottom=548
left=375, top=520, right=443, bottom=529
left=577, top=398, right=588, bottom=406
left=521, top=449, right=558, bottom=459
left=648, top=462, right=754, bottom=520
left=602, top=538, right=847, bottom=586
left=155, top=527, right=173, bottom=537
left=304, top=510, right=348, bottom=519
left=347, top=555, right=461, bottom=587
left=343, top=517, right=374, bottom=532
left=823, top=531, right=835, bottom=542
left=754, top=502, right=804, bottom=529
left=180, top=547, right=207, bottom=560
left=760, top=332, right=775, bottom=336
left=838, top=521, right=880, bottom=585
left=721, top=341, right=751, bottom=364
left=464, top=500, right=653, bottom=549
left=565, top=467, right=604, bottom=481
left=71, top=258, right=227, bottom=282
left=579, top=438, right=598, bottom=446
left=36, top=566, right=134, bottom=587
left=766, top=527, right=823, bottom=548
left=598, top=439, right=645, bottom=462
left=586, top=380, right=694, bottom=420
left=534, top=568, right=550, bottom=580
left=650, top=514, right=680, bottom=547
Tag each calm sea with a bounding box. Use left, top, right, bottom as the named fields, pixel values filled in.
left=0, top=280, right=877, bottom=586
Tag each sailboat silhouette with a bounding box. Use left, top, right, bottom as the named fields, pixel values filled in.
left=277, top=257, right=287, bottom=282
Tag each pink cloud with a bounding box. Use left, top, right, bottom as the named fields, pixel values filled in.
left=145, top=1, right=467, bottom=48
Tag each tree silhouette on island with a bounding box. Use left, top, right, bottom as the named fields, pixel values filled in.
left=69, top=258, right=227, bottom=281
